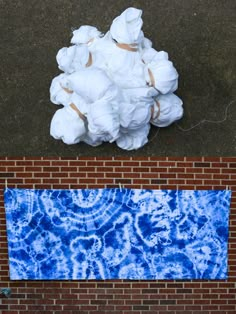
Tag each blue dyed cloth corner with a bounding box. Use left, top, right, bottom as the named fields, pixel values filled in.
left=4, top=188, right=231, bottom=280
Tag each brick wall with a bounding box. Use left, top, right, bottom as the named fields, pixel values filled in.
left=0, top=156, right=235, bottom=314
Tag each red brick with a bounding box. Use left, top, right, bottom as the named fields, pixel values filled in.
left=15, top=172, right=33, bottom=178
left=6, top=178, right=23, bottom=184
left=186, top=179, right=203, bottom=185
left=168, top=156, right=185, bottom=161
left=195, top=174, right=212, bottom=179
left=95, top=157, right=113, bottom=161
left=25, top=166, right=42, bottom=172
left=205, top=168, right=221, bottom=173
left=150, top=167, right=168, bottom=173
left=50, top=161, right=69, bottom=166
left=79, top=178, right=96, bottom=183
left=159, top=162, right=177, bottom=167
left=133, top=179, right=149, bottom=184
left=204, top=180, right=221, bottom=185
left=61, top=166, right=78, bottom=171
left=204, top=157, right=221, bottom=162
left=160, top=173, right=177, bottom=178
left=78, top=166, right=95, bottom=172
left=51, top=172, right=68, bottom=177
left=148, top=157, right=167, bottom=160
left=69, top=172, right=86, bottom=177
left=168, top=305, right=185, bottom=310
left=96, top=179, right=113, bottom=184
left=213, top=174, right=230, bottom=179
left=69, top=161, right=87, bottom=166
left=169, top=167, right=185, bottom=173
left=24, top=178, right=41, bottom=184
left=0, top=173, right=14, bottom=177
left=140, top=161, right=158, bottom=166
left=160, top=185, right=177, bottom=189
left=185, top=305, right=202, bottom=310
left=7, top=167, right=24, bottom=172
left=212, top=162, right=228, bottom=168
left=222, top=180, right=236, bottom=185
left=186, top=168, right=203, bottom=173
left=123, top=161, right=140, bottom=166
left=222, top=168, right=236, bottom=173
left=133, top=167, right=150, bottom=172
left=123, top=172, right=140, bottom=178
left=176, top=162, right=193, bottom=167
left=131, top=156, right=150, bottom=161
left=195, top=185, right=213, bottom=190
left=195, top=162, right=211, bottom=167
left=0, top=161, right=15, bottom=166
left=33, top=161, right=51, bottom=166
left=87, top=172, right=104, bottom=178
left=34, top=172, right=51, bottom=177
left=43, top=167, right=60, bottom=172
left=87, top=161, right=104, bottom=166
left=222, top=157, right=236, bottom=162
left=15, top=161, right=33, bottom=166
left=106, top=172, right=122, bottom=178
left=169, top=179, right=185, bottom=184
left=105, top=161, right=122, bottom=166
left=60, top=179, right=78, bottom=184
left=96, top=167, right=114, bottom=172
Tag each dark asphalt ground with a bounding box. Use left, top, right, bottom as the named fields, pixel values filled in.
left=0, top=0, right=235, bottom=156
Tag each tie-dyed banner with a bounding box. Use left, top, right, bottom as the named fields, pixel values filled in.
left=4, top=188, right=231, bottom=280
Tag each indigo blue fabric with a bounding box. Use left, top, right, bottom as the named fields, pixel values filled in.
left=4, top=188, right=231, bottom=280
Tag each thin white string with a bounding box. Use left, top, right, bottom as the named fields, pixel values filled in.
left=150, top=99, right=235, bottom=141
left=175, top=99, right=235, bottom=132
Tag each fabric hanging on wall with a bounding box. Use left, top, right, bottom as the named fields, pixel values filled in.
left=4, top=188, right=231, bottom=280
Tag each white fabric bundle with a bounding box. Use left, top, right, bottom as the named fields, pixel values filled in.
left=145, top=59, right=179, bottom=94
left=49, top=7, right=184, bottom=150
left=86, top=89, right=120, bottom=142
left=56, top=45, right=89, bottom=73
left=50, top=105, right=86, bottom=145
left=49, top=73, right=72, bottom=106
left=70, top=92, right=89, bottom=114
left=110, top=7, right=143, bottom=44
left=71, top=25, right=102, bottom=45
left=82, top=132, right=103, bottom=147
left=120, top=88, right=153, bottom=130
left=87, top=8, right=146, bottom=89
left=119, top=101, right=151, bottom=130
left=150, top=93, right=183, bottom=127
left=142, top=47, right=169, bottom=64
left=116, top=124, right=150, bottom=150
left=68, top=68, right=114, bottom=102
left=122, top=86, right=158, bottom=104
left=68, top=68, right=120, bottom=142
left=57, top=43, right=107, bottom=73
left=91, top=31, right=145, bottom=89
left=117, top=86, right=156, bottom=150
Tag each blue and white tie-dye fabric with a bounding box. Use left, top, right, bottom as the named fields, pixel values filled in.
left=4, top=188, right=231, bottom=280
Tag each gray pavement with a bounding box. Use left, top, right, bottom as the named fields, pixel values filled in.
left=0, top=0, right=235, bottom=156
